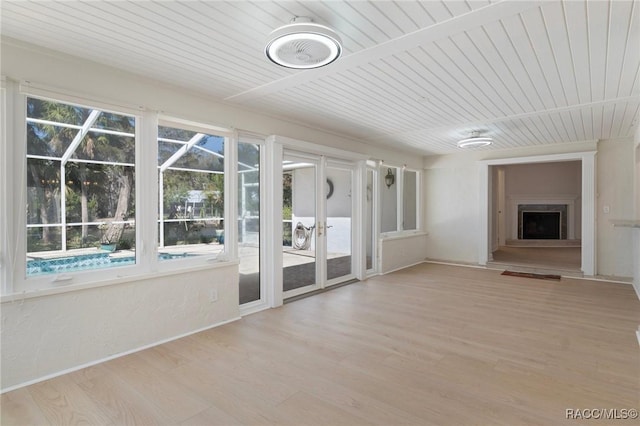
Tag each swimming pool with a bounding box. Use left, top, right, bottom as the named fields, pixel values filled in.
left=27, top=252, right=194, bottom=276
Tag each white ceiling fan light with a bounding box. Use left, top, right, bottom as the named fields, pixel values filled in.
left=457, top=131, right=494, bottom=148
left=265, top=17, right=342, bottom=69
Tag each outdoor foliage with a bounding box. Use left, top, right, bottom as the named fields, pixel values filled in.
left=26, top=97, right=135, bottom=251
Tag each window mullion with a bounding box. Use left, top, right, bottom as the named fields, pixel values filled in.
left=60, top=162, right=67, bottom=251
left=138, top=111, right=159, bottom=272
left=225, top=131, right=239, bottom=261
left=397, top=166, right=404, bottom=232
left=11, top=83, right=27, bottom=291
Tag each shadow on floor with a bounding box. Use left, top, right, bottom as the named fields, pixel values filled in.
left=239, top=256, right=352, bottom=305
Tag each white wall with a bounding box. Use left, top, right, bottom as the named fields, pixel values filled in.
left=635, top=125, right=640, bottom=220
left=1, top=265, right=239, bottom=390
left=503, top=161, right=582, bottom=240
left=0, top=40, right=421, bottom=390
left=596, top=139, right=635, bottom=277
left=379, top=234, right=428, bottom=273
left=423, top=159, right=480, bottom=263
left=423, top=140, right=635, bottom=277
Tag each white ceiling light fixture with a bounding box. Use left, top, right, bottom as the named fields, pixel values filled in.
left=457, top=131, right=493, bottom=148
left=265, top=17, right=342, bottom=69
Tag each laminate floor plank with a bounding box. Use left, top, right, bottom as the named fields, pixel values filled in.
left=28, top=375, right=114, bottom=425
left=77, top=373, right=168, bottom=425
left=102, top=354, right=210, bottom=424
left=0, top=388, right=49, bottom=426
left=2, top=263, right=638, bottom=425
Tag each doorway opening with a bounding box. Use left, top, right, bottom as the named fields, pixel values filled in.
left=480, top=152, right=596, bottom=276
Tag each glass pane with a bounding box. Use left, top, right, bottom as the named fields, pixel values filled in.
left=93, top=111, right=135, bottom=133
left=65, top=224, right=103, bottom=250
left=27, top=158, right=61, bottom=225
left=326, top=167, right=352, bottom=281
left=381, top=167, right=398, bottom=233
left=27, top=226, right=62, bottom=254
left=27, top=97, right=90, bottom=126
left=403, top=170, right=417, bottom=230
left=170, top=135, right=224, bottom=172
left=64, top=163, right=105, bottom=223
left=238, top=142, right=260, bottom=305
left=26, top=224, right=136, bottom=276
left=27, top=122, right=74, bottom=157
left=158, top=125, right=196, bottom=142
left=283, top=158, right=316, bottom=292
left=73, top=131, right=135, bottom=164
left=158, top=141, right=182, bottom=164
left=366, top=169, right=374, bottom=271
left=25, top=97, right=137, bottom=277
left=158, top=125, right=225, bottom=261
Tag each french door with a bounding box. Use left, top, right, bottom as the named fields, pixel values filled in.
left=282, top=151, right=356, bottom=299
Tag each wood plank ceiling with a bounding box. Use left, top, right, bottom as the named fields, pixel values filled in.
left=2, top=0, right=639, bottom=155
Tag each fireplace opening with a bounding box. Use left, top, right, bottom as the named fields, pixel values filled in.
left=522, top=211, right=561, bottom=239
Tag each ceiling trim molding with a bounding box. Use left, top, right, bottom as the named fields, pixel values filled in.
left=224, top=0, right=544, bottom=103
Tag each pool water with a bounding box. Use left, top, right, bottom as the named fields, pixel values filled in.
left=27, top=252, right=194, bottom=276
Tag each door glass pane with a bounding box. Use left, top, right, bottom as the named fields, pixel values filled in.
left=283, top=156, right=316, bottom=292
left=238, top=141, right=260, bottom=305
left=403, top=170, right=417, bottom=230
left=326, top=166, right=352, bottom=280
left=366, top=169, right=374, bottom=271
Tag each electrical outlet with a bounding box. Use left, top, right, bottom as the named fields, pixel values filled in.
left=209, top=289, right=218, bottom=302
left=603, top=205, right=610, bottom=214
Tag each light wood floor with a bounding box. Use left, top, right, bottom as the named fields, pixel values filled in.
left=2, top=263, right=639, bottom=425
left=492, top=246, right=582, bottom=271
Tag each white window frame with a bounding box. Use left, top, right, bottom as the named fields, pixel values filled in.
left=155, top=117, right=234, bottom=272
left=379, top=163, right=422, bottom=238
left=1, top=82, right=237, bottom=296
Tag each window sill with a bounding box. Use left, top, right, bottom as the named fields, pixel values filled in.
left=1, top=259, right=239, bottom=304
left=379, top=231, right=429, bottom=241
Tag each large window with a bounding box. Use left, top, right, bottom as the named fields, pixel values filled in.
left=26, top=97, right=136, bottom=276
left=380, top=165, right=420, bottom=234
left=157, top=123, right=225, bottom=260
left=4, top=90, right=237, bottom=293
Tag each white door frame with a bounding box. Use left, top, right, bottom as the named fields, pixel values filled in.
left=478, top=151, right=597, bottom=276
left=267, top=136, right=367, bottom=307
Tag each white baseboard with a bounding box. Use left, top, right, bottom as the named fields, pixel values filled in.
left=381, top=260, right=426, bottom=275
left=633, top=281, right=640, bottom=302
left=0, top=316, right=241, bottom=394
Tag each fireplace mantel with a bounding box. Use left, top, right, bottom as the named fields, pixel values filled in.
left=507, top=194, right=580, bottom=240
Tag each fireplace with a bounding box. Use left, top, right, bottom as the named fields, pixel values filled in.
left=518, top=204, right=568, bottom=240
left=522, top=211, right=561, bottom=239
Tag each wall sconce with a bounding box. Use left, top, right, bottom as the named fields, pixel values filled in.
left=384, top=168, right=395, bottom=188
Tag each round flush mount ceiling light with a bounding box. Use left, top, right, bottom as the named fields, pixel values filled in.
left=265, top=17, right=342, bottom=69
left=457, top=131, right=493, bottom=148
